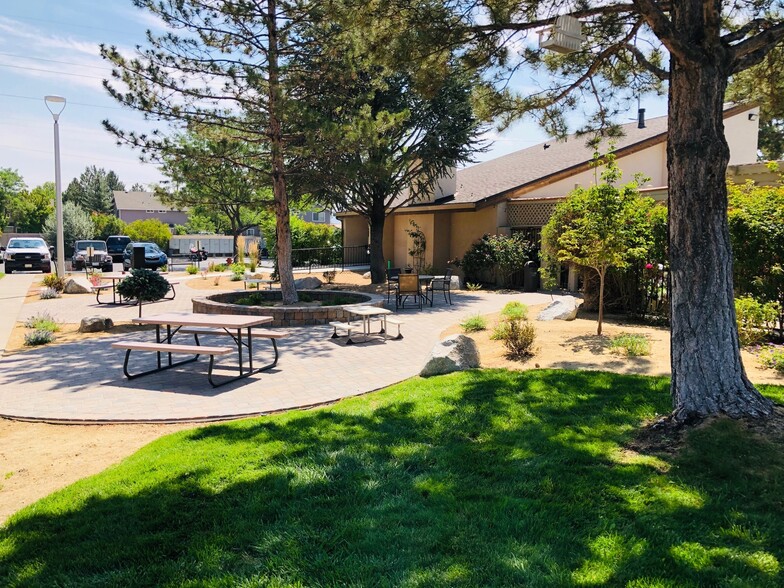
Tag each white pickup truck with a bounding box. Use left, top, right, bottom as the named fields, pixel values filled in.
left=1, top=237, right=53, bottom=274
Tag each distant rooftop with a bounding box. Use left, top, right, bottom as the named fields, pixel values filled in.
left=113, top=191, right=184, bottom=212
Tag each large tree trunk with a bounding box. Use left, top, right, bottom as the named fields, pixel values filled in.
left=368, top=199, right=387, bottom=284
left=267, top=0, right=297, bottom=305
left=597, top=267, right=605, bottom=336
left=667, top=20, right=772, bottom=420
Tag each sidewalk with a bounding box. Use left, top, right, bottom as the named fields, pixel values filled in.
left=0, top=274, right=34, bottom=357
left=0, top=281, right=562, bottom=423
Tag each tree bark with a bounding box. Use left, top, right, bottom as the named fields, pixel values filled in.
left=266, top=0, right=297, bottom=305
left=667, top=16, right=772, bottom=420
left=597, top=267, right=605, bottom=336
left=368, top=212, right=386, bottom=285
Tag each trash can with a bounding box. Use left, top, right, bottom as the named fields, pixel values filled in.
left=523, top=260, right=540, bottom=292
left=132, top=245, right=146, bottom=269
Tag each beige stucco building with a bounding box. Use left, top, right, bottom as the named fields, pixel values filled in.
left=339, top=103, right=763, bottom=282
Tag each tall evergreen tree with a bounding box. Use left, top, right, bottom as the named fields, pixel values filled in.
left=102, top=0, right=328, bottom=304
left=63, top=166, right=125, bottom=214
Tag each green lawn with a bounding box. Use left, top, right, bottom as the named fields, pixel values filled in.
left=2, top=369, right=784, bottom=586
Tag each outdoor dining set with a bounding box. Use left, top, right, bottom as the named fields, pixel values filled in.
left=386, top=268, right=454, bottom=310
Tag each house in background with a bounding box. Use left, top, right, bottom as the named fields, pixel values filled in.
left=113, top=191, right=188, bottom=228
left=339, top=103, right=763, bottom=286
left=296, top=209, right=339, bottom=226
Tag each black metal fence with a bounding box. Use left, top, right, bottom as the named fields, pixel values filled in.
left=291, top=245, right=369, bottom=272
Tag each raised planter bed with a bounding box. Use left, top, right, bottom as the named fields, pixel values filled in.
left=193, top=289, right=385, bottom=327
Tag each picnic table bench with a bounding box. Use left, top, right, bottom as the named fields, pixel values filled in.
left=244, top=278, right=277, bottom=290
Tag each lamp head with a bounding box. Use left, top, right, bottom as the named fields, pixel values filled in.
left=44, top=95, right=67, bottom=118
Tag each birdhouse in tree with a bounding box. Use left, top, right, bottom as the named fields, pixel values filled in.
left=540, top=15, right=585, bottom=54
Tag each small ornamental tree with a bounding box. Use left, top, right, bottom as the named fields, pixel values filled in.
left=116, top=269, right=171, bottom=317
left=542, top=154, right=655, bottom=335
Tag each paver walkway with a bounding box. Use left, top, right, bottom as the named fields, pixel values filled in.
left=0, top=277, right=563, bottom=423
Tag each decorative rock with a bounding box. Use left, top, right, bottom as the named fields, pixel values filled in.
left=537, top=296, right=582, bottom=321
left=63, top=277, right=93, bottom=294
left=420, top=334, right=480, bottom=377
left=294, top=276, right=322, bottom=289
left=363, top=271, right=371, bottom=279
left=79, top=316, right=114, bottom=333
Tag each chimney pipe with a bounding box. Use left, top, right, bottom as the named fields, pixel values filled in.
left=638, top=108, right=646, bottom=129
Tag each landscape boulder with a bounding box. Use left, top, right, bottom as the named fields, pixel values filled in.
left=79, top=315, right=114, bottom=333
left=63, top=277, right=93, bottom=295
left=420, top=334, right=480, bottom=377
left=362, top=271, right=371, bottom=279
left=294, top=276, right=323, bottom=289
left=537, top=296, right=582, bottom=321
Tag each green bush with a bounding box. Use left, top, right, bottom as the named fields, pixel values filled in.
left=24, top=329, right=55, bottom=346
left=186, top=265, right=198, bottom=275
left=735, top=296, right=780, bottom=346
left=492, top=319, right=536, bottom=358
left=609, top=333, right=651, bottom=357
left=465, top=282, right=483, bottom=291
left=457, top=234, right=535, bottom=286
left=116, top=269, right=171, bottom=316
left=501, top=301, right=528, bottom=321
left=230, top=263, right=246, bottom=281
left=41, top=274, right=66, bottom=292
left=460, top=314, right=487, bottom=333
left=24, top=312, right=60, bottom=332
left=126, top=218, right=172, bottom=250
left=758, top=346, right=784, bottom=374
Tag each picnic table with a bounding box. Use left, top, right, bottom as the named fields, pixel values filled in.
left=93, top=273, right=178, bottom=305
left=329, top=305, right=402, bottom=344
left=244, top=277, right=276, bottom=290
left=112, top=312, right=285, bottom=387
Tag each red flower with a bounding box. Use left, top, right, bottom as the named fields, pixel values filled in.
left=645, top=263, right=653, bottom=269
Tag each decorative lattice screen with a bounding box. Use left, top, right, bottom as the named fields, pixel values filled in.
left=506, top=201, right=557, bottom=228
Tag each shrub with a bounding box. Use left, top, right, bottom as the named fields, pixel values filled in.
left=323, top=270, right=336, bottom=284
left=186, top=265, right=198, bottom=275
left=609, top=333, right=651, bottom=357
left=465, top=282, right=483, bottom=291
left=39, top=287, right=61, bottom=300
left=501, top=301, right=528, bottom=321
left=492, top=319, right=536, bottom=358
left=41, top=274, right=66, bottom=292
left=230, top=263, right=246, bottom=281
left=116, top=268, right=171, bottom=317
left=458, top=234, right=535, bottom=287
left=25, top=312, right=60, bottom=332
left=126, top=218, right=171, bottom=250
left=24, top=329, right=55, bottom=346
left=461, top=314, right=487, bottom=333
left=735, top=296, right=779, bottom=346
left=758, top=346, right=784, bottom=375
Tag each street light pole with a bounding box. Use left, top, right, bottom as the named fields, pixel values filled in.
left=45, top=95, right=67, bottom=276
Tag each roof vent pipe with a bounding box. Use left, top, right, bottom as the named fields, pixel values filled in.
left=638, top=108, right=646, bottom=129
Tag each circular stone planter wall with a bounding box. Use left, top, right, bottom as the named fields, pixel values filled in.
left=193, top=289, right=385, bottom=327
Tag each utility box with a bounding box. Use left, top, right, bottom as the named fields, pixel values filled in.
left=132, top=245, right=146, bottom=269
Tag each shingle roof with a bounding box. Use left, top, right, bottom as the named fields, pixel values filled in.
left=448, top=103, right=752, bottom=206
left=112, top=191, right=183, bottom=212
left=453, top=115, right=669, bottom=205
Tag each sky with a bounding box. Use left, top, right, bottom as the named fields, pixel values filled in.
left=0, top=1, right=669, bottom=191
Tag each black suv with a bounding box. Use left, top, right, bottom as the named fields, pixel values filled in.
left=106, top=235, right=131, bottom=262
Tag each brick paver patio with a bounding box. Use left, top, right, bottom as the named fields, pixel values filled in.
left=0, top=275, right=563, bottom=422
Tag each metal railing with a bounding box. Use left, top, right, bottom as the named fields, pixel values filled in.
left=291, top=245, right=369, bottom=272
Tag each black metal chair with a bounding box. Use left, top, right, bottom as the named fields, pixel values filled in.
left=396, top=273, right=422, bottom=310
left=386, top=267, right=401, bottom=303
left=427, top=268, right=453, bottom=306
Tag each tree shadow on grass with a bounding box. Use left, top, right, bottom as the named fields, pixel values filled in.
left=1, top=370, right=783, bottom=586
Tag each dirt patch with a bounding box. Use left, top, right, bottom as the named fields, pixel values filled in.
left=0, top=420, right=198, bottom=524
left=183, top=270, right=384, bottom=294
left=5, top=322, right=153, bottom=355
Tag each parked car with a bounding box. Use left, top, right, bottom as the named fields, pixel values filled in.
left=1, top=237, right=52, bottom=273
left=71, top=240, right=114, bottom=272
left=106, top=235, right=131, bottom=262
left=122, top=242, right=168, bottom=270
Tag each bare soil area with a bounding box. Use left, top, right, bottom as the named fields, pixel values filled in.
left=2, top=283, right=782, bottom=525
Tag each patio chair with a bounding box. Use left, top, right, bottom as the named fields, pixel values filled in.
left=396, top=273, right=422, bottom=310
left=386, top=267, right=401, bottom=303
left=428, top=268, right=453, bottom=306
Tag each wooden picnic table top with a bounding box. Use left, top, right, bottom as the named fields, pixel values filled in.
left=132, top=312, right=273, bottom=329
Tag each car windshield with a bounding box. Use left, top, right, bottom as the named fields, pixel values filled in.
left=75, top=241, right=107, bottom=251
left=8, top=239, right=46, bottom=249
left=145, top=245, right=161, bottom=253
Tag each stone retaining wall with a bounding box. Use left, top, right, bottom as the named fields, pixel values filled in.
left=193, top=289, right=385, bottom=327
